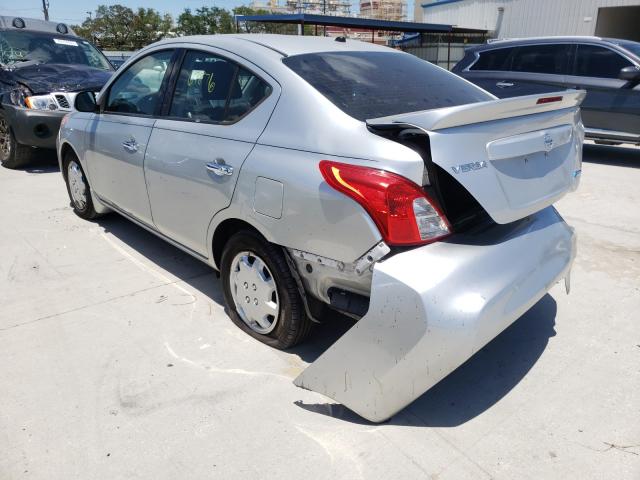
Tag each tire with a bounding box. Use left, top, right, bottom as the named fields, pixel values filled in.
left=0, top=112, right=33, bottom=169
left=63, top=151, right=100, bottom=220
left=220, top=230, right=313, bottom=349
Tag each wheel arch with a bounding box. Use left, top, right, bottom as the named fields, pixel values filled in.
left=210, top=217, right=270, bottom=271
left=58, top=141, right=80, bottom=176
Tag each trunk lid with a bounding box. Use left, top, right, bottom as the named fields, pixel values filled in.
left=367, top=91, right=586, bottom=224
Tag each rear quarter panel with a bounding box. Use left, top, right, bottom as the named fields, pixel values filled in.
left=207, top=145, right=385, bottom=266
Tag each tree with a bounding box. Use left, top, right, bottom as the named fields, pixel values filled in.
left=72, top=4, right=174, bottom=50
left=131, top=8, right=173, bottom=48
left=176, top=7, right=235, bottom=36
left=232, top=7, right=311, bottom=35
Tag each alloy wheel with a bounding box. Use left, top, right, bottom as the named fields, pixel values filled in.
left=0, top=119, right=11, bottom=161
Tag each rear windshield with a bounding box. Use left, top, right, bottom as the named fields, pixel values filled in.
left=283, top=51, right=491, bottom=121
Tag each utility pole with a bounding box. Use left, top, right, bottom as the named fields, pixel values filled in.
left=42, top=0, right=50, bottom=21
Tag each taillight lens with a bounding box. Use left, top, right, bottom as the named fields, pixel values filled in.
left=319, top=160, right=451, bottom=246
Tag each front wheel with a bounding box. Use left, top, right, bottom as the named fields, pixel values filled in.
left=0, top=113, right=33, bottom=169
left=220, top=230, right=313, bottom=349
left=63, top=152, right=100, bottom=220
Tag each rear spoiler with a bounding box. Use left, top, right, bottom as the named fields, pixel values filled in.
left=366, top=90, right=586, bottom=131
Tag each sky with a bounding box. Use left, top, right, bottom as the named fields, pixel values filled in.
left=1, top=0, right=416, bottom=25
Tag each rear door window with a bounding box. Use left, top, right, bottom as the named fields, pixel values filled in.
left=573, top=44, right=633, bottom=78
left=283, top=51, right=490, bottom=121
left=470, top=48, right=514, bottom=71
left=510, top=44, right=572, bottom=75
left=168, top=50, right=272, bottom=124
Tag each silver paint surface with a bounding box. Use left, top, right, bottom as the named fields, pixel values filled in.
left=57, top=34, right=583, bottom=421
left=295, top=207, right=576, bottom=422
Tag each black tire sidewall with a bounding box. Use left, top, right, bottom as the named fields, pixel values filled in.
left=63, top=152, right=97, bottom=220
left=220, top=231, right=306, bottom=350
left=0, top=112, right=20, bottom=168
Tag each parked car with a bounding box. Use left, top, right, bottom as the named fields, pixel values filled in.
left=453, top=36, right=640, bottom=146
left=0, top=16, right=113, bottom=169
left=105, top=54, right=131, bottom=70
left=58, top=34, right=582, bottom=422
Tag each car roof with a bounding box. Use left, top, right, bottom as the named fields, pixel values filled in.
left=0, top=15, right=76, bottom=36
left=469, top=36, right=630, bottom=51
left=151, top=33, right=393, bottom=57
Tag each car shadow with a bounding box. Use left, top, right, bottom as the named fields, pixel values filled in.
left=583, top=143, right=640, bottom=168
left=94, top=214, right=557, bottom=428
left=95, top=214, right=224, bottom=304
left=21, top=149, right=59, bottom=174
left=293, top=294, right=558, bottom=427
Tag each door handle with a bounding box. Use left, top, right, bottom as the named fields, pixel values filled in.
left=496, top=81, right=515, bottom=88
left=122, top=138, right=138, bottom=153
left=206, top=159, right=233, bottom=176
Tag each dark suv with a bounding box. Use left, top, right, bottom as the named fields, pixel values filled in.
left=453, top=37, right=640, bottom=146
left=0, top=16, right=113, bottom=168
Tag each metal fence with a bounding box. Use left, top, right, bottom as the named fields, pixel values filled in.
left=398, top=32, right=488, bottom=70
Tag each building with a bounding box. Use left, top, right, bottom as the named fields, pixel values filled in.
left=250, top=0, right=352, bottom=16
left=360, top=0, right=407, bottom=21
left=415, top=0, right=640, bottom=41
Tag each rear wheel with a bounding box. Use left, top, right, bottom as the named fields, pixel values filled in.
left=220, top=230, right=313, bottom=349
left=0, top=113, right=33, bottom=169
left=63, top=152, right=99, bottom=220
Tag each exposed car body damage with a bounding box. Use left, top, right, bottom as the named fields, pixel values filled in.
left=0, top=20, right=113, bottom=167
left=56, top=35, right=584, bottom=422
left=295, top=207, right=576, bottom=422
left=0, top=63, right=112, bottom=95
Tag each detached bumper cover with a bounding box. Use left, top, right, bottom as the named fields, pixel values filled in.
left=294, top=207, right=576, bottom=422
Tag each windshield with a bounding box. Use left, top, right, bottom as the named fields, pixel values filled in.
left=283, top=51, right=491, bottom=121
left=0, top=31, right=112, bottom=70
left=615, top=40, right=640, bottom=60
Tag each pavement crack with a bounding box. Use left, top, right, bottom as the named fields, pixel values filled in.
left=563, top=215, right=640, bottom=237
left=0, top=272, right=211, bottom=332
left=601, top=442, right=640, bottom=456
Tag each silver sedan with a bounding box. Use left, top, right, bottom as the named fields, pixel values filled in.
left=58, top=34, right=584, bottom=422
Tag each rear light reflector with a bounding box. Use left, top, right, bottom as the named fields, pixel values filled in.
left=319, top=160, right=451, bottom=246
left=536, top=96, right=563, bottom=104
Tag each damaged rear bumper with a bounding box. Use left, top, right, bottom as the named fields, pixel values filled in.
left=294, top=207, right=576, bottom=422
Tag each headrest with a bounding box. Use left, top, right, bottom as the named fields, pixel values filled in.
left=200, top=61, right=241, bottom=101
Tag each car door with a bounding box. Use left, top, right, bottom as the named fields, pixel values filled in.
left=564, top=43, right=640, bottom=136
left=459, top=46, right=519, bottom=96
left=463, top=44, right=571, bottom=98
left=84, top=49, right=175, bottom=225
left=143, top=49, right=278, bottom=257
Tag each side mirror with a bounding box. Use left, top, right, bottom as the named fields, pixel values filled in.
left=74, top=91, right=98, bottom=113
left=618, top=65, right=640, bottom=82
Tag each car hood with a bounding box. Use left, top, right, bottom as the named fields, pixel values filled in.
left=3, top=63, right=113, bottom=94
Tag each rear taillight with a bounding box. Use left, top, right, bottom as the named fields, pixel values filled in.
left=319, top=160, right=451, bottom=246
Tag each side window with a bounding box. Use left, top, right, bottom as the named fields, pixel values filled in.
left=227, top=67, right=272, bottom=122
left=511, top=44, right=571, bottom=75
left=106, top=50, right=173, bottom=115
left=169, top=50, right=272, bottom=124
left=574, top=45, right=633, bottom=78
left=470, top=48, right=513, bottom=71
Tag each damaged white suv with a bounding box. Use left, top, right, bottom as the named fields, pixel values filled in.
left=58, top=35, right=583, bottom=422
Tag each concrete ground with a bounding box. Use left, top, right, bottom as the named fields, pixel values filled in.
left=1, top=143, right=639, bottom=480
